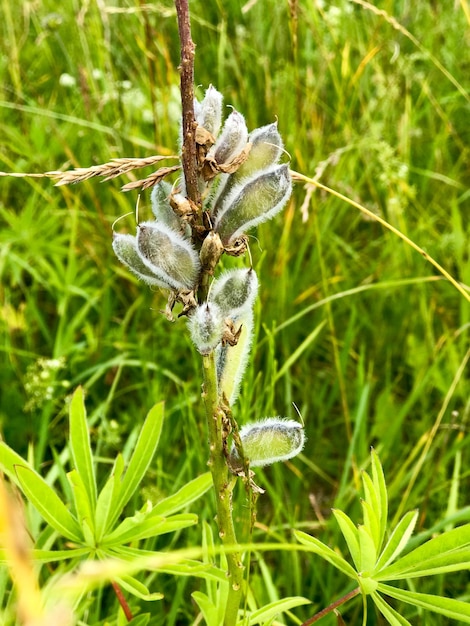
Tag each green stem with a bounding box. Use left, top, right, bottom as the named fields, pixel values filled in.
left=202, top=351, right=244, bottom=626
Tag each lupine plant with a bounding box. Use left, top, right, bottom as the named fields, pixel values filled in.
left=1, top=0, right=470, bottom=625
left=112, top=78, right=306, bottom=622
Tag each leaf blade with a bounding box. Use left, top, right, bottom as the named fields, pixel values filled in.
left=69, top=387, right=97, bottom=509
left=15, top=465, right=82, bottom=542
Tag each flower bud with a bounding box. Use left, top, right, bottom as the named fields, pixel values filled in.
left=216, top=309, right=254, bottom=405
left=137, top=222, right=200, bottom=290
left=214, top=164, right=292, bottom=244
left=209, top=268, right=258, bottom=319
left=210, top=110, right=248, bottom=165
left=196, top=85, right=223, bottom=137
left=229, top=418, right=305, bottom=468
left=112, top=233, right=170, bottom=288
left=188, top=303, right=225, bottom=355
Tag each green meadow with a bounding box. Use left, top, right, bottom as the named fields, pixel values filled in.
left=0, top=0, right=469, bottom=624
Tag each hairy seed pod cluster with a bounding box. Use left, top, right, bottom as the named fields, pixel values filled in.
left=112, top=85, right=304, bottom=470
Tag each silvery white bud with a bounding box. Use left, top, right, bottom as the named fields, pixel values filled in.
left=188, top=303, right=225, bottom=355
left=210, top=110, right=248, bottom=165
left=137, top=222, right=201, bottom=290
left=214, top=163, right=292, bottom=244
left=216, top=309, right=254, bottom=405
left=230, top=418, right=305, bottom=468
left=196, top=85, right=223, bottom=137
left=209, top=268, right=258, bottom=319
left=112, top=233, right=171, bottom=288
left=150, top=181, right=182, bottom=232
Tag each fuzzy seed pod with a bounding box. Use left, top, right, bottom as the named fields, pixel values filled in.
left=137, top=222, right=201, bottom=290
left=196, top=85, right=223, bottom=137
left=210, top=110, right=248, bottom=166
left=112, top=233, right=170, bottom=288
left=211, top=122, right=284, bottom=211
left=230, top=417, right=305, bottom=468
left=209, top=268, right=258, bottom=319
left=216, top=309, right=254, bottom=405
left=214, top=163, right=292, bottom=244
left=188, top=302, right=225, bottom=355
left=150, top=181, right=182, bottom=232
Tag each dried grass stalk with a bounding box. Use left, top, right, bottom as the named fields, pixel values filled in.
left=53, top=155, right=179, bottom=185
left=121, top=165, right=182, bottom=191
left=0, top=155, right=180, bottom=187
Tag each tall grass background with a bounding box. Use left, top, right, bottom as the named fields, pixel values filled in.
left=0, top=0, right=469, bottom=623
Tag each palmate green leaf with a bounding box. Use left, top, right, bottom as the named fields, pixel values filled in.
left=371, top=591, right=412, bottom=626
left=69, top=387, right=97, bottom=510
left=117, top=575, right=163, bottom=601
left=246, top=597, right=311, bottom=625
left=151, top=472, right=213, bottom=516
left=102, top=512, right=197, bottom=547
left=0, top=442, right=33, bottom=487
left=0, top=548, right=90, bottom=563
left=112, top=546, right=226, bottom=583
left=95, top=455, right=125, bottom=541
left=106, top=402, right=164, bottom=530
left=294, top=530, right=357, bottom=579
left=332, top=509, right=361, bottom=570
left=358, top=525, right=377, bottom=575
left=375, top=510, right=418, bottom=572
left=192, top=591, right=221, bottom=626
left=160, top=560, right=227, bottom=582
left=371, top=449, right=388, bottom=549
left=15, top=465, right=82, bottom=543
left=377, top=583, right=470, bottom=622
left=361, top=497, right=381, bottom=556
left=376, top=524, right=470, bottom=580
left=68, top=469, right=94, bottom=536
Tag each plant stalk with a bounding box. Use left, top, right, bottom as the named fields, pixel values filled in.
left=174, top=0, right=201, bottom=207
left=300, top=587, right=360, bottom=625
left=202, top=351, right=244, bottom=626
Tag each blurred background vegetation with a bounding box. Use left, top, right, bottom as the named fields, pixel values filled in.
left=0, top=0, right=469, bottom=623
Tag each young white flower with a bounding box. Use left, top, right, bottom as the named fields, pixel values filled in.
left=230, top=417, right=305, bottom=468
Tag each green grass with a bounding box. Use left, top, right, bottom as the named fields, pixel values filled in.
left=0, top=0, right=469, bottom=624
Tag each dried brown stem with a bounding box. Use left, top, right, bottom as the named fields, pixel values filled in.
left=111, top=581, right=133, bottom=622
left=174, top=0, right=200, bottom=207
left=300, top=587, right=360, bottom=625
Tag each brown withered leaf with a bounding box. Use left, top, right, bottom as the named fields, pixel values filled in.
left=200, top=143, right=252, bottom=181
